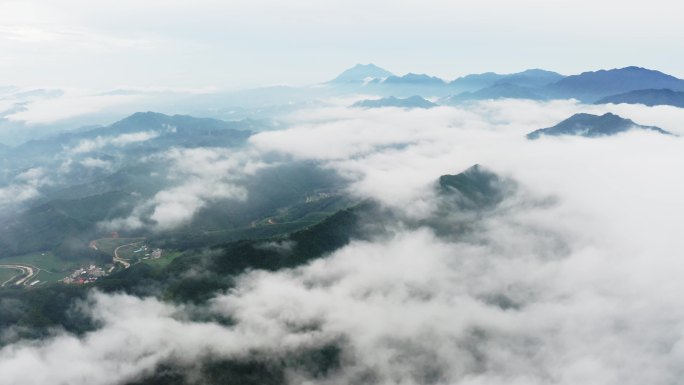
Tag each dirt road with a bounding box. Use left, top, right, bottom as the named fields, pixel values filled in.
left=113, top=243, right=136, bottom=269
left=0, top=264, right=36, bottom=287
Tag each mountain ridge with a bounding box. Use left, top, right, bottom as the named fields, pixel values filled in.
left=546, top=67, right=684, bottom=102
left=595, top=89, right=684, bottom=107
left=527, top=112, right=672, bottom=139
left=352, top=96, right=437, bottom=109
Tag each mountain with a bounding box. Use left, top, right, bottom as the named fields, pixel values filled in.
left=351, top=96, right=437, bottom=109
left=383, top=73, right=446, bottom=86
left=369, top=73, right=451, bottom=97
left=450, top=69, right=564, bottom=92
left=107, top=111, right=251, bottom=133
left=0, top=160, right=351, bottom=259
left=546, top=67, right=684, bottom=102
left=443, top=83, right=547, bottom=104
left=0, top=191, right=139, bottom=260
left=15, top=112, right=253, bottom=150
left=493, top=69, right=565, bottom=88
left=330, top=64, right=395, bottom=83
left=5, top=112, right=253, bottom=170
left=595, top=89, right=684, bottom=108
left=0, top=112, right=257, bottom=225
left=0, top=200, right=372, bottom=339
left=331, top=68, right=562, bottom=99
left=0, top=164, right=516, bottom=379
left=450, top=72, right=508, bottom=92
left=526, top=112, right=672, bottom=139
left=438, top=164, right=510, bottom=209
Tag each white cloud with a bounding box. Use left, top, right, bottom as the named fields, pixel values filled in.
left=0, top=168, right=49, bottom=211
left=5, top=91, right=142, bottom=125
left=3, top=100, right=684, bottom=384
left=148, top=178, right=247, bottom=230
left=70, top=131, right=159, bottom=154
left=100, top=147, right=265, bottom=231
left=0, top=292, right=324, bottom=385
left=79, top=157, right=112, bottom=169
left=250, top=100, right=684, bottom=210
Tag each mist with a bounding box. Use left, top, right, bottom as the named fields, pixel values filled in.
left=0, top=99, right=683, bottom=384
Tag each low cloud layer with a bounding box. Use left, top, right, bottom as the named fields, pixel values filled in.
left=101, top=147, right=265, bottom=231
left=0, top=168, right=49, bottom=212
left=69, top=130, right=160, bottom=154
left=2, top=99, right=684, bottom=384
left=4, top=92, right=141, bottom=125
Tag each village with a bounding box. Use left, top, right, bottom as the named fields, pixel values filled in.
left=61, top=242, right=163, bottom=285
left=61, top=264, right=107, bottom=285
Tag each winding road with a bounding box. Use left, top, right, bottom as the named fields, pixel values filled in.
left=0, top=264, right=37, bottom=287
left=113, top=243, right=138, bottom=269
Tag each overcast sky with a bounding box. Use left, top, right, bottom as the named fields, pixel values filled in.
left=1, top=0, right=682, bottom=89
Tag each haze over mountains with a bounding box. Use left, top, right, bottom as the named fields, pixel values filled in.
left=0, top=63, right=680, bottom=262
left=596, top=89, right=684, bottom=107
left=3, top=0, right=684, bottom=381
left=326, top=64, right=684, bottom=103
left=1, top=62, right=684, bottom=385
left=351, top=95, right=437, bottom=109
left=3, top=64, right=684, bottom=146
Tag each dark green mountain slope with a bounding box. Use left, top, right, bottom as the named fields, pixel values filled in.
left=0, top=161, right=351, bottom=260
left=0, top=191, right=139, bottom=260
left=0, top=164, right=514, bottom=338
left=439, top=164, right=509, bottom=209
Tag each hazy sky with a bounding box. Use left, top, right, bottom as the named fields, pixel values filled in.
left=1, top=0, right=682, bottom=89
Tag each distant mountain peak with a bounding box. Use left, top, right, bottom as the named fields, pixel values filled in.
left=526, top=112, right=672, bottom=139
left=330, top=64, right=394, bottom=83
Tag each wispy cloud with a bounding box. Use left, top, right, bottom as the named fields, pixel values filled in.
left=4, top=91, right=142, bottom=125
left=0, top=168, right=50, bottom=212
left=0, top=23, right=157, bottom=50
left=69, top=131, right=160, bottom=154
left=4, top=100, right=683, bottom=384
left=100, top=147, right=267, bottom=231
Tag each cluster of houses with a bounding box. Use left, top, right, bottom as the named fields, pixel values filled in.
left=305, top=191, right=337, bottom=203
left=60, top=242, right=164, bottom=285
left=61, top=264, right=107, bottom=285
left=60, top=246, right=164, bottom=285
left=136, top=246, right=163, bottom=260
